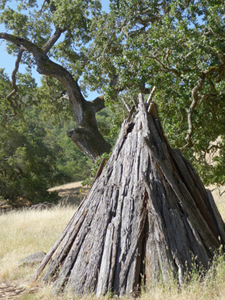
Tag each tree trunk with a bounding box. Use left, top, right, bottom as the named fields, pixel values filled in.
left=66, top=100, right=112, bottom=161
left=31, top=94, right=225, bottom=296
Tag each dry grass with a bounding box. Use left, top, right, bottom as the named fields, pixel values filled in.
left=0, top=200, right=225, bottom=300
left=0, top=206, right=75, bottom=283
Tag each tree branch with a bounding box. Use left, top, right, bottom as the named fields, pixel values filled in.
left=0, top=32, right=111, bottom=161
left=6, top=47, right=25, bottom=115
left=42, top=27, right=64, bottom=55
left=45, top=0, right=57, bottom=13
left=91, top=95, right=105, bottom=113
left=207, top=143, right=225, bottom=152
left=0, top=32, right=86, bottom=120
left=121, top=97, right=131, bottom=113
left=181, top=74, right=206, bottom=150
left=146, top=86, right=157, bottom=110
left=149, top=55, right=181, bottom=77
left=138, top=82, right=150, bottom=94
left=39, top=0, right=65, bottom=55
left=0, top=32, right=41, bottom=56
left=206, top=75, right=218, bottom=95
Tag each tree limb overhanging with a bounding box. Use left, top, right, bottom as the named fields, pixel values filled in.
left=0, top=32, right=111, bottom=161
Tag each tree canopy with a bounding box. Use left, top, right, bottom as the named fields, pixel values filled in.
left=0, top=0, right=225, bottom=185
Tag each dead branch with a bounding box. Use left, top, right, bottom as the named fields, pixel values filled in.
left=121, top=97, right=131, bottom=113
left=132, top=97, right=138, bottom=109
left=207, top=143, right=225, bottom=152
left=92, top=157, right=107, bottom=186
left=146, top=86, right=157, bottom=109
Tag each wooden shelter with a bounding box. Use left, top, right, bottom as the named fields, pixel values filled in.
left=31, top=93, right=225, bottom=296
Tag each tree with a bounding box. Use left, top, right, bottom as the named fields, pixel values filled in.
left=0, top=112, right=63, bottom=204
left=86, top=0, right=225, bottom=184
left=0, top=0, right=111, bottom=162
left=0, top=0, right=224, bottom=183
left=1, top=1, right=225, bottom=295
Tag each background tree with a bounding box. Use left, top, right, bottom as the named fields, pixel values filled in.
left=0, top=109, right=64, bottom=205
left=0, top=69, right=97, bottom=204
left=0, top=0, right=225, bottom=184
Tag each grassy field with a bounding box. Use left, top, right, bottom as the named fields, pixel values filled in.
left=1, top=199, right=225, bottom=299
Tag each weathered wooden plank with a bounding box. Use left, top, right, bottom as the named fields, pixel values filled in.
left=161, top=178, right=209, bottom=269
left=82, top=196, right=114, bottom=293
left=170, top=149, right=219, bottom=236
left=96, top=223, right=114, bottom=295
left=144, top=134, right=220, bottom=251
left=143, top=175, right=175, bottom=284
left=119, top=205, right=147, bottom=294
left=124, top=248, right=139, bottom=295
left=107, top=213, right=122, bottom=293
left=41, top=203, right=90, bottom=282
left=183, top=156, right=209, bottom=200
left=30, top=209, right=78, bottom=284
left=64, top=194, right=112, bottom=294
left=52, top=219, right=92, bottom=294
left=52, top=189, right=106, bottom=293
left=184, top=217, right=210, bottom=268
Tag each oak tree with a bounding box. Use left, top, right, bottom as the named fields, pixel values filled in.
left=1, top=0, right=224, bottom=185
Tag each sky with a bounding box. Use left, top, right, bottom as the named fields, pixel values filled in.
left=0, top=0, right=110, bottom=101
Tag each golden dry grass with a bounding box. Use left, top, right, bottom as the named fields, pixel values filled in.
left=0, top=198, right=225, bottom=300
left=0, top=206, right=74, bottom=283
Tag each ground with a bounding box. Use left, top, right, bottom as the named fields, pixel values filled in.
left=0, top=182, right=225, bottom=299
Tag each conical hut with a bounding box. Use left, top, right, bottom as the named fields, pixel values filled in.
left=31, top=93, right=225, bottom=296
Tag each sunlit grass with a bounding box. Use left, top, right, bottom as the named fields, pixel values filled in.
left=0, top=198, right=225, bottom=299
left=0, top=206, right=75, bottom=283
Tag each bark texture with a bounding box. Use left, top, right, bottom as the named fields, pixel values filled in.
left=31, top=95, right=225, bottom=296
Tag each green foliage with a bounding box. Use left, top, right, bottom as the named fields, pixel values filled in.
left=0, top=117, right=62, bottom=204
left=43, top=118, right=93, bottom=183
left=0, top=109, right=95, bottom=204
left=83, top=0, right=225, bottom=185
left=82, top=151, right=111, bottom=186
left=1, top=0, right=225, bottom=185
